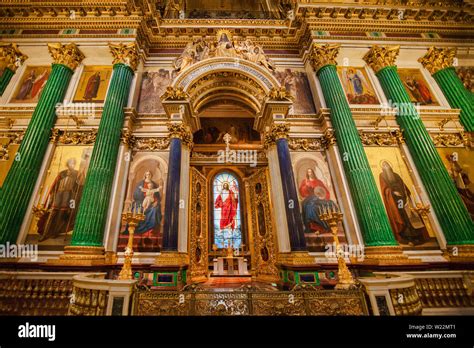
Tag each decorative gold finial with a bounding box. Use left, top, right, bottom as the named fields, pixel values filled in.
left=363, top=45, right=400, bottom=73
left=161, top=86, right=189, bottom=101
left=308, top=43, right=340, bottom=73
left=418, top=47, right=456, bottom=75
left=109, top=42, right=140, bottom=71
left=47, top=43, right=85, bottom=71
left=0, top=43, right=28, bottom=72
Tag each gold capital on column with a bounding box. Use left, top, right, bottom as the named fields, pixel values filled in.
left=308, top=43, right=340, bottom=73
left=363, top=45, right=400, bottom=73
left=270, top=123, right=290, bottom=140
left=167, top=122, right=193, bottom=148
left=418, top=47, right=456, bottom=75
left=109, top=42, right=140, bottom=71
left=0, top=43, right=28, bottom=72
left=47, top=43, right=85, bottom=70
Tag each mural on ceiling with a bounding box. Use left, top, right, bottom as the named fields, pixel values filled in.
left=72, top=66, right=113, bottom=103
left=292, top=152, right=348, bottom=252
left=137, top=68, right=176, bottom=114
left=273, top=69, right=316, bottom=114
left=25, top=146, right=92, bottom=250
left=337, top=66, right=379, bottom=105
left=117, top=153, right=168, bottom=252
left=365, top=147, right=439, bottom=249
left=398, top=68, right=439, bottom=106
left=437, top=147, right=474, bottom=220
left=11, top=66, right=51, bottom=103
left=193, top=117, right=261, bottom=145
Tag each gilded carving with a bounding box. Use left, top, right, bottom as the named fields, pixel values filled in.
left=167, top=122, right=193, bottom=148
left=109, top=42, right=139, bottom=71
left=0, top=43, right=28, bottom=72
left=309, top=43, right=340, bottom=73
left=47, top=43, right=85, bottom=71
left=359, top=129, right=404, bottom=146
left=431, top=132, right=469, bottom=147
left=161, top=86, right=189, bottom=101
left=269, top=123, right=290, bottom=140
left=267, top=86, right=293, bottom=101
left=49, top=128, right=97, bottom=145
left=288, top=138, right=322, bottom=151
left=418, top=47, right=456, bottom=75
left=133, top=137, right=170, bottom=151
left=363, top=45, right=400, bottom=73
left=321, top=129, right=336, bottom=149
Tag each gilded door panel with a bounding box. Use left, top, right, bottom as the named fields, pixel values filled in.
left=246, top=167, right=278, bottom=281
left=189, top=167, right=208, bottom=282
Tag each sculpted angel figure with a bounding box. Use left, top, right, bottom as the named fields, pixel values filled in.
left=173, top=41, right=196, bottom=72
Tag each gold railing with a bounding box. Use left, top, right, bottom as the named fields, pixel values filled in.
left=0, top=272, right=79, bottom=316
left=132, top=286, right=368, bottom=316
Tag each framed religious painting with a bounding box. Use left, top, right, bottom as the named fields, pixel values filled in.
left=72, top=65, right=113, bottom=103
left=273, top=68, right=316, bottom=114
left=137, top=68, right=175, bottom=114
left=337, top=66, right=379, bottom=105
left=10, top=66, right=51, bottom=103
left=397, top=68, right=439, bottom=106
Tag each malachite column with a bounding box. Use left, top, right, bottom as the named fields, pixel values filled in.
left=309, top=44, right=397, bottom=248
left=162, top=123, right=193, bottom=251
left=70, top=43, right=139, bottom=249
left=270, top=124, right=307, bottom=251
left=0, top=43, right=28, bottom=96
left=0, top=43, right=84, bottom=244
left=419, top=47, right=474, bottom=132
left=364, top=45, right=474, bottom=246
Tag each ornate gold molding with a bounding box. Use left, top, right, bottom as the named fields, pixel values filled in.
left=0, top=43, right=28, bottom=72
left=109, top=42, right=139, bottom=71
left=359, top=129, right=404, bottom=146
left=49, top=128, right=97, bottom=145
left=321, top=129, right=336, bottom=149
left=267, top=86, right=293, bottom=101
left=120, top=129, right=136, bottom=148
left=134, top=137, right=170, bottom=151
left=47, top=43, right=85, bottom=71
left=167, top=122, right=193, bottom=148
left=308, top=43, right=340, bottom=73
left=418, top=46, right=456, bottom=75
left=161, top=86, right=189, bottom=101
left=431, top=131, right=469, bottom=147
left=363, top=45, right=400, bottom=73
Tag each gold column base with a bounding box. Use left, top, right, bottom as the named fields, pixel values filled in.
left=48, top=246, right=106, bottom=266
left=356, top=246, right=421, bottom=265
left=277, top=252, right=316, bottom=266
left=154, top=252, right=189, bottom=266
left=445, top=245, right=474, bottom=262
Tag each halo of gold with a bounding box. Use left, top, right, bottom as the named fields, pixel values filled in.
left=216, top=29, right=233, bottom=42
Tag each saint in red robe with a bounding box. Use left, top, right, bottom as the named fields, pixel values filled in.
left=299, top=177, right=330, bottom=200
left=214, top=188, right=238, bottom=230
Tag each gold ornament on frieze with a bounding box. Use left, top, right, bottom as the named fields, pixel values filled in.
left=359, top=129, right=404, bottom=146
left=431, top=132, right=469, bottom=147
left=321, top=129, right=336, bottom=149
left=267, top=86, right=293, bottom=101
left=161, top=86, right=189, bottom=101
left=120, top=129, right=136, bottom=148
left=288, top=138, right=323, bottom=151
left=418, top=47, right=456, bottom=75
left=47, top=43, right=85, bottom=71
left=0, top=43, right=28, bottom=72
left=109, top=42, right=139, bottom=71
left=134, top=137, right=170, bottom=151
left=309, top=43, right=340, bottom=73
left=363, top=45, right=400, bottom=74
left=49, top=129, right=97, bottom=145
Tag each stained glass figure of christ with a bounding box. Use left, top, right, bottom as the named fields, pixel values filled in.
left=212, top=172, right=242, bottom=249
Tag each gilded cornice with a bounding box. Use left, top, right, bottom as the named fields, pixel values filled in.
left=363, top=45, right=400, bottom=73
left=0, top=43, right=27, bottom=72
left=50, top=128, right=97, bottom=145
left=359, top=129, right=404, bottom=146
left=109, top=42, right=139, bottom=71
left=418, top=47, right=457, bottom=75
left=47, top=42, right=85, bottom=70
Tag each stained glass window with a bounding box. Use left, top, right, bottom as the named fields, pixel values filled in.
left=212, top=172, right=242, bottom=249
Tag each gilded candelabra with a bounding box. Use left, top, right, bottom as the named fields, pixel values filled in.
left=118, top=209, right=145, bottom=280
left=319, top=205, right=356, bottom=290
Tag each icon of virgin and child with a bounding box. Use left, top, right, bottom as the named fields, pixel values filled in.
left=120, top=170, right=164, bottom=252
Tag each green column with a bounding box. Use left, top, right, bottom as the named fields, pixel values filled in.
left=364, top=45, right=474, bottom=245
left=310, top=44, right=397, bottom=247
left=419, top=47, right=473, bottom=132
left=0, top=43, right=28, bottom=96
left=71, top=43, right=138, bottom=247
left=0, top=43, right=83, bottom=244
left=0, top=68, right=15, bottom=96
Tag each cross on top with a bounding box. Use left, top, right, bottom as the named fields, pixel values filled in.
left=223, top=133, right=231, bottom=148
